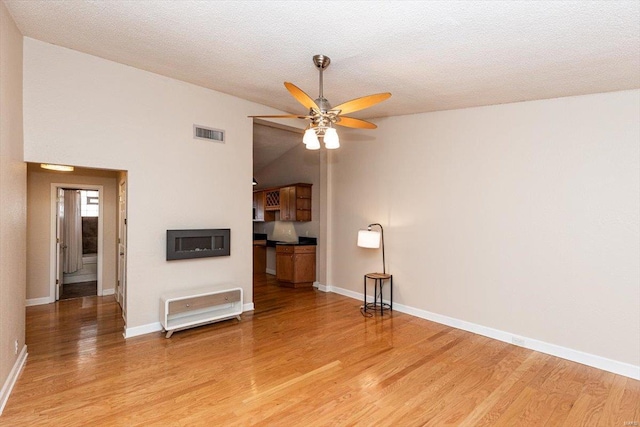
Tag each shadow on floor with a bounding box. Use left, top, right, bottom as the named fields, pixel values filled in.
left=60, top=281, right=97, bottom=300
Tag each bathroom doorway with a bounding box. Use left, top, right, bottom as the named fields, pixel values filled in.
left=51, top=183, right=105, bottom=301
left=58, top=188, right=101, bottom=300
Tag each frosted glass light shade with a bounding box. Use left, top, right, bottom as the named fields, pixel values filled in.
left=324, top=128, right=340, bottom=149
left=272, top=221, right=299, bottom=243
left=304, top=128, right=320, bottom=150
left=41, top=163, right=74, bottom=172
left=357, top=230, right=381, bottom=248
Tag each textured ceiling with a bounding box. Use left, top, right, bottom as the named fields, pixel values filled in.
left=5, top=1, right=640, bottom=167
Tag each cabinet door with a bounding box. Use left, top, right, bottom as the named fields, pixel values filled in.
left=253, top=191, right=265, bottom=221
left=279, top=186, right=296, bottom=221
left=294, top=185, right=312, bottom=221
left=292, top=252, right=316, bottom=283
left=253, top=245, right=266, bottom=274
left=276, top=252, right=294, bottom=282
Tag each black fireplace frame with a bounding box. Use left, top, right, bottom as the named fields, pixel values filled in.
left=166, top=228, right=230, bottom=261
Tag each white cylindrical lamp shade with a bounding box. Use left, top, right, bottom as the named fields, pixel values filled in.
left=357, top=230, right=381, bottom=248
left=304, top=128, right=320, bottom=150
left=323, top=128, right=340, bottom=149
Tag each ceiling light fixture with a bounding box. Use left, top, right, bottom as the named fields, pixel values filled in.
left=40, top=163, right=74, bottom=172
left=250, top=55, right=390, bottom=150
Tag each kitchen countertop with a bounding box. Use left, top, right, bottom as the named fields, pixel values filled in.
left=253, top=233, right=317, bottom=247
left=267, top=237, right=317, bottom=247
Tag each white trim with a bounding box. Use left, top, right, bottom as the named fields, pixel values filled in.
left=124, top=322, right=163, bottom=339
left=327, top=284, right=362, bottom=301
left=243, top=302, right=255, bottom=312
left=328, top=284, right=640, bottom=380
left=313, top=281, right=329, bottom=292
left=265, top=268, right=276, bottom=275
left=0, top=345, right=28, bottom=415
left=26, top=297, right=52, bottom=307
left=101, top=288, right=115, bottom=296
left=49, top=183, right=105, bottom=302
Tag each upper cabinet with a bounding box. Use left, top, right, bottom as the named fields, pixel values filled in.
left=252, top=191, right=265, bottom=222
left=253, top=183, right=312, bottom=222
left=280, top=184, right=311, bottom=221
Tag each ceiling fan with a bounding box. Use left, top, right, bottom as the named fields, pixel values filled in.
left=250, top=54, right=391, bottom=150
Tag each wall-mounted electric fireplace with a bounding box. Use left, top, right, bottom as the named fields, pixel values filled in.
left=166, top=229, right=230, bottom=260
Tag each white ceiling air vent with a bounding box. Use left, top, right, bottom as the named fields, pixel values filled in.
left=194, top=124, right=225, bottom=143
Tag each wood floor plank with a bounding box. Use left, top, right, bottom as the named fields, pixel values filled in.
left=2, top=273, right=638, bottom=425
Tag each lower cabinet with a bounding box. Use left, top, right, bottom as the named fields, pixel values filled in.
left=253, top=243, right=266, bottom=274
left=276, top=245, right=316, bottom=288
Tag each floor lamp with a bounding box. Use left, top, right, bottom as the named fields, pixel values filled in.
left=357, top=223, right=392, bottom=315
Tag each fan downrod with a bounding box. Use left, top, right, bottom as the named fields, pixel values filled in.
left=313, top=55, right=330, bottom=70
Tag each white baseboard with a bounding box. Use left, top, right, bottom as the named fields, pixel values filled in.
left=313, top=281, right=329, bottom=292
left=328, top=284, right=640, bottom=380
left=327, top=285, right=363, bottom=301
left=265, top=268, right=276, bottom=275
left=0, top=345, right=28, bottom=415
left=124, top=322, right=163, bottom=339
left=27, top=290, right=115, bottom=306
left=124, top=303, right=254, bottom=339
left=26, top=297, right=53, bottom=306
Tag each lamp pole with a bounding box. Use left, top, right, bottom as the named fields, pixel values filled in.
left=368, top=223, right=385, bottom=274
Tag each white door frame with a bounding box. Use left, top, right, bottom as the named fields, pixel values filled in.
left=55, top=187, right=64, bottom=300
left=117, top=178, right=127, bottom=319
left=49, top=183, right=104, bottom=302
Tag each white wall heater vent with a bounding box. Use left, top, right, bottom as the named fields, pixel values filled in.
left=194, top=125, right=225, bottom=143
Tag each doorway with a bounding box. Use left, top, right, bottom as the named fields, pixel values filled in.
left=60, top=188, right=100, bottom=299
left=51, top=184, right=104, bottom=301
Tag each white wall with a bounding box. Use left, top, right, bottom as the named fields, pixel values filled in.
left=330, top=90, right=640, bottom=373
left=22, top=38, right=282, bottom=332
left=26, top=165, right=118, bottom=300
left=0, top=1, right=26, bottom=412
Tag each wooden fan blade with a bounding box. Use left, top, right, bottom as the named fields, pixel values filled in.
left=248, top=114, right=310, bottom=119
left=284, top=82, right=320, bottom=111
left=332, top=92, right=391, bottom=115
left=335, top=116, right=377, bottom=129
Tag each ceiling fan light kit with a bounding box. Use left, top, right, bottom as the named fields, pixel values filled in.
left=303, top=127, right=321, bottom=150
left=323, top=127, right=340, bottom=149
left=250, top=55, right=391, bottom=150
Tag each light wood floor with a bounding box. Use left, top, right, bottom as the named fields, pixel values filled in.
left=3, top=274, right=639, bottom=426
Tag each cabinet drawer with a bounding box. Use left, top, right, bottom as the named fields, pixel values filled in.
left=276, top=245, right=295, bottom=254
left=294, top=245, right=316, bottom=254
left=168, top=290, right=241, bottom=315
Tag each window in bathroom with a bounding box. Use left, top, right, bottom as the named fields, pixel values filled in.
left=80, top=190, right=99, bottom=217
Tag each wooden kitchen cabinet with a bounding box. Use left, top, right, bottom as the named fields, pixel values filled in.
left=253, top=242, right=266, bottom=274
left=279, top=184, right=312, bottom=221
left=254, top=183, right=312, bottom=222
left=264, top=188, right=280, bottom=211
left=276, top=245, right=316, bottom=287
left=253, top=190, right=275, bottom=222
left=253, top=191, right=264, bottom=221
